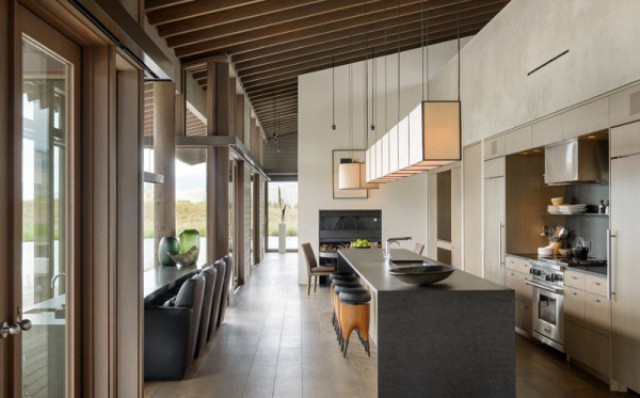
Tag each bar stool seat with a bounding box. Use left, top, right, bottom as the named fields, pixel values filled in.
left=338, top=288, right=372, bottom=357
left=332, top=285, right=366, bottom=343
left=339, top=289, right=371, bottom=304
left=329, top=272, right=357, bottom=282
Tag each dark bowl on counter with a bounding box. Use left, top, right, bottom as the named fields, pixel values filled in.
left=388, top=264, right=455, bottom=286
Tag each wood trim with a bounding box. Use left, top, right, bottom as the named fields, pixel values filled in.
left=252, top=175, right=261, bottom=265
left=235, top=161, right=245, bottom=285
left=0, top=1, right=15, bottom=396
left=82, top=45, right=118, bottom=398
left=115, top=66, right=144, bottom=398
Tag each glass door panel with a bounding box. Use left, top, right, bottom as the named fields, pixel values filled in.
left=21, top=36, right=72, bottom=398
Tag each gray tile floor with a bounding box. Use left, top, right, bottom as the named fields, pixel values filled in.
left=145, top=253, right=376, bottom=398
left=145, top=253, right=627, bottom=398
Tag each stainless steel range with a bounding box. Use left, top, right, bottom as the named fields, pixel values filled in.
left=527, top=259, right=565, bottom=352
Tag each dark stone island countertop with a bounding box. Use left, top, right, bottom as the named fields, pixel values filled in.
left=337, top=248, right=515, bottom=398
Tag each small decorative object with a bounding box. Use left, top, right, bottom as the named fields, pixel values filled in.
left=278, top=187, right=287, bottom=254
left=389, top=264, right=455, bottom=286
left=168, top=245, right=198, bottom=267
left=179, top=229, right=200, bottom=263
left=598, top=200, right=605, bottom=214
left=158, top=236, right=180, bottom=267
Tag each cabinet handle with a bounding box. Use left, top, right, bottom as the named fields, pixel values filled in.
left=499, top=223, right=504, bottom=268
left=607, top=229, right=617, bottom=300
left=573, top=292, right=577, bottom=296
left=595, top=282, right=601, bottom=286
left=596, top=299, right=601, bottom=303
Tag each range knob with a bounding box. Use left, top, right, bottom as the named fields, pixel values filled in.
left=545, top=275, right=551, bottom=281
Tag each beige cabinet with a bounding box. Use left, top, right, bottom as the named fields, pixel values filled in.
left=609, top=83, right=640, bottom=127
left=463, top=143, right=483, bottom=277
left=505, top=126, right=532, bottom=155
left=505, top=255, right=532, bottom=335
left=610, top=127, right=640, bottom=392
left=483, top=174, right=505, bottom=286
left=563, top=270, right=610, bottom=381
left=563, top=98, right=609, bottom=140
left=483, top=136, right=505, bottom=160
left=532, top=114, right=564, bottom=147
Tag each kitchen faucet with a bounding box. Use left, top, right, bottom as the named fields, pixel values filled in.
left=51, top=273, right=66, bottom=290
left=383, top=237, right=412, bottom=259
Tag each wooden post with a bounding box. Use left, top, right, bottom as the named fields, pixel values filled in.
left=207, top=60, right=232, bottom=262
left=153, top=81, right=176, bottom=262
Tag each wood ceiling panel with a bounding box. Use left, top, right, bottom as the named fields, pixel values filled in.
left=158, top=0, right=349, bottom=38
left=237, top=22, right=487, bottom=81
left=175, top=0, right=496, bottom=58
left=233, top=1, right=506, bottom=72
left=146, top=0, right=510, bottom=175
left=147, top=0, right=265, bottom=25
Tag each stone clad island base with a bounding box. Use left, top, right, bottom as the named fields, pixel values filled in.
left=337, top=248, right=515, bottom=398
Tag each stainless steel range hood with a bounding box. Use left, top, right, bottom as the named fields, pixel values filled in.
left=544, top=137, right=608, bottom=185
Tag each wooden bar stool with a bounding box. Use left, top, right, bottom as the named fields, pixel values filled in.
left=338, top=288, right=372, bottom=357
left=331, top=280, right=361, bottom=339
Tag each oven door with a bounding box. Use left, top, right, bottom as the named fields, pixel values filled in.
left=528, top=281, right=564, bottom=352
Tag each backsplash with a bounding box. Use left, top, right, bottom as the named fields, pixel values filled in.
left=563, top=184, right=609, bottom=259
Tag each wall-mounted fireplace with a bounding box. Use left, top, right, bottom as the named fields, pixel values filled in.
left=318, top=210, right=382, bottom=266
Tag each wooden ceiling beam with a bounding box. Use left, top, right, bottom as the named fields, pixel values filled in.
left=168, top=0, right=373, bottom=48
left=253, top=103, right=298, bottom=114
left=243, top=77, right=298, bottom=93
left=236, top=18, right=490, bottom=79
left=239, top=27, right=481, bottom=87
left=144, top=0, right=193, bottom=12
left=174, top=0, right=498, bottom=58
left=159, top=0, right=362, bottom=38
left=147, top=0, right=264, bottom=25
left=234, top=1, right=506, bottom=72
left=174, top=0, right=425, bottom=56
left=250, top=87, right=298, bottom=101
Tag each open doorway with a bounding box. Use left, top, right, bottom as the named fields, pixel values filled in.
left=267, top=181, right=298, bottom=252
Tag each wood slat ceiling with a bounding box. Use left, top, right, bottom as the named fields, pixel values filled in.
left=145, top=0, right=509, bottom=156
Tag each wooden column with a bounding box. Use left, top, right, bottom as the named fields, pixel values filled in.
left=115, top=68, right=143, bottom=398
left=206, top=60, right=232, bottom=262
left=82, top=45, right=117, bottom=398
left=236, top=94, right=245, bottom=142
left=153, top=81, right=176, bottom=256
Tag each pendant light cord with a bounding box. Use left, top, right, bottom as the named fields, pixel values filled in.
left=457, top=0, right=461, bottom=101
left=397, top=0, right=401, bottom=127
left=332, top=56, right=336, bottom=130
left=349, top=62, right=354, bottom=159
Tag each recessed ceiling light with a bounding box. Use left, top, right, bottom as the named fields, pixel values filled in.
left=588, top=135, right=596, bottom=139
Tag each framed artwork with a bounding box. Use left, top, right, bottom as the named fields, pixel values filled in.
left=332, top=149, right=368, bottom=199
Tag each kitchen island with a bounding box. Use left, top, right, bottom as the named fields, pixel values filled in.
left=337, top=248, right=515, bottom=398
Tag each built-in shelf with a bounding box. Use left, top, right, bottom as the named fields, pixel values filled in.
left=543, top=212, right=609, bottom=217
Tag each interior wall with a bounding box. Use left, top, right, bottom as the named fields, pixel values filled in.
left=428, top=0, right=640, bottom=145
left=297, top=38, right=467, bottom=284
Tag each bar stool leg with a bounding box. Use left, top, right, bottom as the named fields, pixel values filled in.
left=339, top=302, right=370, bottom=357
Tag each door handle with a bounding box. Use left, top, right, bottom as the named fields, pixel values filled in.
left=1, top=319, right=32, bottom=339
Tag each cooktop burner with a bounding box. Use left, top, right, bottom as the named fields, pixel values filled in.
left=537, top=255, right=607, bottom=267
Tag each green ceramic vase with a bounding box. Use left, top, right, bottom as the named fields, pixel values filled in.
left=179, top=229, right=200, bottom=263
left=158, top=236, right=180, bottom=267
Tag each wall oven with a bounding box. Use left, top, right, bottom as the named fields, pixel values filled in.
left=527, top=260, right=565, bottom=352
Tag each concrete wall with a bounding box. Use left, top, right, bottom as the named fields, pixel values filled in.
left=297, top=39, right=467, bottom=284
left=428, top=0, right=640, bottom=145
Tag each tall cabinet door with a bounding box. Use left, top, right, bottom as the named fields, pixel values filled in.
left=610, top=149, right=640, bottom=392
left=483, top=176, right=506, bottom=285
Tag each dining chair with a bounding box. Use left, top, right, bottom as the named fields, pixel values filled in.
left=302, top=242, right=336, bottom=295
